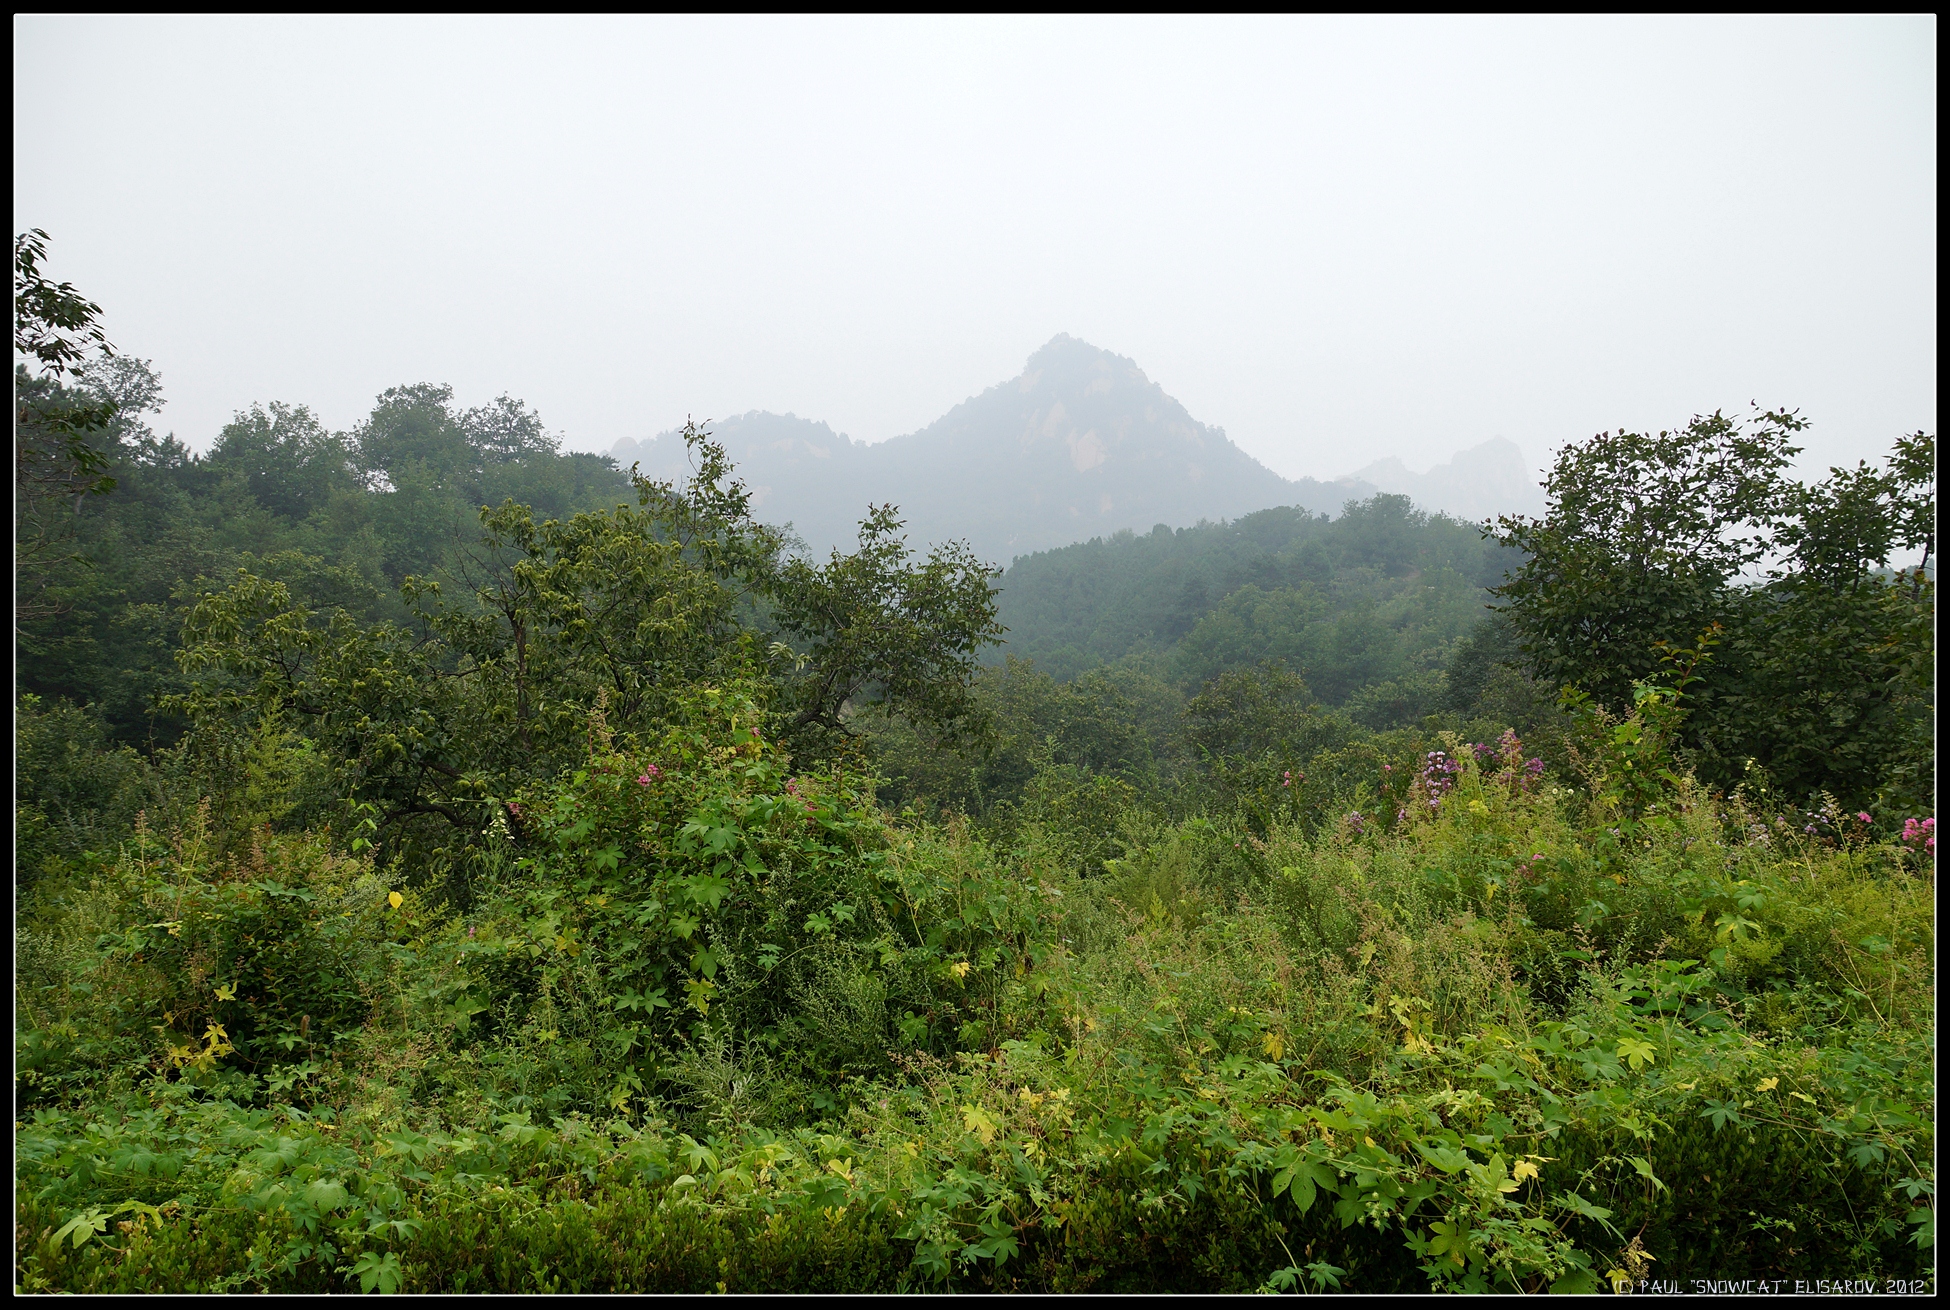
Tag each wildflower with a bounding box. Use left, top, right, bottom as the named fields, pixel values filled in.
left=637, top=764, right=662, bottom=786
left=1282, top=770, right=1292, bottom=787
left=468, top=925, right=477, bottom=938
left=1345, top=811, right=1365, bottom=834
left=1857, top=812, right=1873, bottom=824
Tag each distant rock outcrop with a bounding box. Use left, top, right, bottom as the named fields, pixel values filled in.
left=1346, top=437, right=1548, bottom=525
left=609, top=335, right=1371, bottom=567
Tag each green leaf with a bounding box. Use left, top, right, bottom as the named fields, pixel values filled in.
left=52, top=1207, right=108, bottom=1249
left=1700, top=1099, right=1742, bottom=1131
left=1426, top=1218, right=1471, bottom=1266
left=1616, top=1038, right=1656, bottom=1072
left=1416, top=1142, right=1473, bottom=1174
left=350, top=1249, right=403, bottom=1294
left=1556, top=1190, right=1613, bottom=1222
left=683, top=874, right=731, bottom=912
left=303, top=1178, right=350, bottom=1213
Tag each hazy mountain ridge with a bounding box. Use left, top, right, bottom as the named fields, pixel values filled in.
left=609, top=335, right=1375, bottom=566
left=609, top=335, right=1545, bottom=567
left=1347, top=437, right=1548, bottom=524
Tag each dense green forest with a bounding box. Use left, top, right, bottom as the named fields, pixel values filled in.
left=14, top=232, right=1937, bottom=1293
left=993, top=496, right=1513, bottom=697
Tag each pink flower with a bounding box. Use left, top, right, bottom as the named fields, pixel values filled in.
left=1857, top=812, right=1873, bottom=824
left=637, top=763, right=663, bottom=786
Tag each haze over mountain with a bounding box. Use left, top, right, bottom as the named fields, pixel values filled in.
left=611, top=336, right=1377, bottom=567
left=1346, top=438, right=1550, bottom=525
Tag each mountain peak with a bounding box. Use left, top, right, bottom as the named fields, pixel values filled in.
left=611, top=340, right=1372, bottom=566
left=1019, top=334, right=1148, bottom=391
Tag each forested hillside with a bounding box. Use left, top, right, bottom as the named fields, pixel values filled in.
left=14, top=234, right=1938, bottom=1294
left=16, top=362, right=631, bottom=744
left=992, top=494, right=1513, bottom=705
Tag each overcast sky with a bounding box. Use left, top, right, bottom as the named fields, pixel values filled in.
left=13, top=15, right=1937, bottom=483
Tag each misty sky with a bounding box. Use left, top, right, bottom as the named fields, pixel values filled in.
left=13, top=15, right=1937, bottom=484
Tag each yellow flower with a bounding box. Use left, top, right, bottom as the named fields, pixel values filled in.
left=388, top=891, right=404, bottom=910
